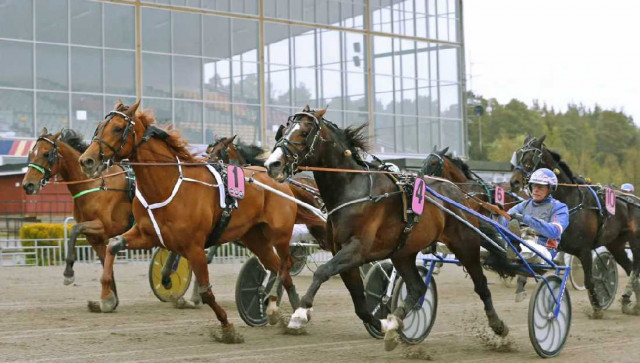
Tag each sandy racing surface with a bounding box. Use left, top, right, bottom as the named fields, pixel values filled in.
left=1, top=262, right=639, bottom=362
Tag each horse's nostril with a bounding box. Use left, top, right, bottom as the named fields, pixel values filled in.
left=83, top=158, right=95, bottom=169
left=272, top=161, right=282, bottom=169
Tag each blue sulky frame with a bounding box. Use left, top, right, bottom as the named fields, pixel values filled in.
left=417, top=184, right=571, bottom=320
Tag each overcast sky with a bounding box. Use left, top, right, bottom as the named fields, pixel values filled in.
left=463, top=0, right=640, bottom=124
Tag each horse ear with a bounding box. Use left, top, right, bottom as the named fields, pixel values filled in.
left=275, top=125, right=285, bottom=141
left=432, top=145, right=438, bottom=152
left=538, top=134, right=546, bottom=144
left=315, top=108, right=327, bottom=119
left=39, top=127, right=48, bottom=136
left=440, top=146, right=449, bottom=155
left=226, top=135, right=237, bottom=145
left=302, top=104, right=311, bottom=112
left=126, top=99, right=141, bottom=117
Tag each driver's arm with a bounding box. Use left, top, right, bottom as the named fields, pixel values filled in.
left=521, top=204, right=569, bottom=240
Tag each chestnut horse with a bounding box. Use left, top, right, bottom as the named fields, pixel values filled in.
left=207, top=136, right=327, bottom=249
left=265, top=106, right=508, bottom=350
left=79, top=101, right=301, bottom=341
left=22, top=128, right=132, bottom=312
left=510, top=135, right=640, bottom=317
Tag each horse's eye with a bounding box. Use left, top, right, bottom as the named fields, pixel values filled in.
left=43, top=152, right=50, bottom=158
left=113, top=126, right=123, bottom=133
left=301, top=131, right=309, bottom=137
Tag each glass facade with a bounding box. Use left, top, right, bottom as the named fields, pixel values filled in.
left=0, top=0, right=465, bottom=156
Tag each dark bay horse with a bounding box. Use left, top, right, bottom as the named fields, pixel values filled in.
left=78, top=101, right=302, bottom=341
left=264, top=106, right=508, bottom=350
left=22, top=128, right=132, bottom=312
left=510, top=135, right=640, bottom=317
left=207, top=136, right=327, bottom=249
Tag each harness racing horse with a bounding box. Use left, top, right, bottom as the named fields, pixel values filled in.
left=207, top=136, right=327, bottom=249
left=510, top=135, right=640, bottom=317
left=22, top=128, right=133, bottom=312
left=264, top=106, right=508, bottom=350
left=78, top=101, right=302, bottom=341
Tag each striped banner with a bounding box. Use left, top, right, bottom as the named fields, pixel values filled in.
left=0, top=140, right=36, bottom=156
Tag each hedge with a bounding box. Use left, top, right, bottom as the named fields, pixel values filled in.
left=19, top=223, right=90, bottom=266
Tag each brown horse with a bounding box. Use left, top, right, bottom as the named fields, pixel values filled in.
left=207, top=136, right=327, bottom=249
left=265, top=106, right=508, bottom=350
left=78, top=101, right=302, bottom=341
left=510, top=135, right=640, bottom=317
left=22, top=128, right=132, bottom=312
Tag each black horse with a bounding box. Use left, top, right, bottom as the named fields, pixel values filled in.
left=510, top=135, right=640, bottom=317
left=265, top=106, right=508, bottom=351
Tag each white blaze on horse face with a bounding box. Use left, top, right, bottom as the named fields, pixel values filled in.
left=264, top=147, right=284, bottom=169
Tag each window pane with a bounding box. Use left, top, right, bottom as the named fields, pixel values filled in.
left=293, top=68, right=316, bottom=106
left=105, top=50, right=135, bottom=95
left=204, top=59, right=231, bottom=101
left=231, top=0, right=258, bottom=15
left=71, top=47, right=102, bottom=93
left=374, top=113, right=394, bottom=153
left=142, top=7, right=171, bottom=53
left=36, top=44, right=68, bottom=92
left=37, top=92, right=70, bottom=133
left=438, top=46, right=458, bottom=83
left=173, top=11, right=201, bottom=56
left=105, top=3, right=135, bottom=49
left=232, top=19, right=258, bottom=60
left=0, top=0, right=32, bottom=40
left=0, top=40, right=33, bottom=88
left=36, top=0, right=68, bottom=43
left=267, top=64, right=290, bottom=106
left=232, top=61, right=259, bottom=104
left=0, top=89, right=34, bottom=138
left=203, top=15, right=230, bottom=59
left=265, top=105, right=293, bottom=148
left=70, top=0, right=102, bottom=46
left=71, top=94, right=103, bottom=137
left=143, top=53, right=171, bottom=97
left=234, top=104, right=261, bottom=146
left=174, top=56, right=202, bottom=100
left=204, top=102, right=232, bottom=143
left=142, top=98, right=172, bottom=127
left=175, top=100, right=202, bottom=143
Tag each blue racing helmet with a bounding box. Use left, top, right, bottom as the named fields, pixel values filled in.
left=621, top=183, right=634, bottom=193
left=528, top=168, right=558, bottom=192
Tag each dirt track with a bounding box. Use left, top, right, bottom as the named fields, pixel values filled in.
left=0, top=262, right=639, bottom=362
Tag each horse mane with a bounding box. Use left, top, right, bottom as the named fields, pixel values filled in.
left=444, top=154, right=475, bottom=180
left=217, top=137, right=266, bottom=166
left=547, top=148, right=576, bottom=182
left=60, top=129, right=88, bottom=153
left=324, top=120, right=370, bottom=154
left=136, top=109, right=199, bottom=162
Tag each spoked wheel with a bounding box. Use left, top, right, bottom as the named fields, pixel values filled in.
left=528, top=275, right=572, bottom=358
left=391, top=265, right=438, bottom=344
left=363, top=261, right=394, bottom=339
left=289, top=245, right=308, bottom=277
left=235, top=256, right=282, bottom=327
left=592, top=251, right=618, bottom=310
left=148, top=248, right=192, bottom=302
left=568, top=255, right=586, bottom=291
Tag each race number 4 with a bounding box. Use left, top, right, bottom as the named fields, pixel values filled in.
left=605, top=187, right=615, bottom=215
left=412, top=178, right=426, bottom=215
left=494, top=186, right=505, bottom=206
left=227, top=165, right=245, bottom=199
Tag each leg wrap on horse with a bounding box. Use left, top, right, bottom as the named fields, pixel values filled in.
left=198, top=283, right=213, bottom=294
left=108, top=236, right=127, bottom=255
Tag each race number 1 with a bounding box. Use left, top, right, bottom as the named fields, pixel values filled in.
left=605, top=187, right=615, bottom=215
left=412, top=178, right=426, bottom=215
left=227, top=165, right=245, bottom=199
left=494, top=186, right=505, bottom=206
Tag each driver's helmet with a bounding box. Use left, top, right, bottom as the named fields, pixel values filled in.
left=621, top=183, right=635, bottom=193
left=528, top=168, right=558, bottom=192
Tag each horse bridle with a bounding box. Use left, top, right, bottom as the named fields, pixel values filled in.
left=91, top=110, right=137, bottom=166
left=514, top=138, right=545, bottom=179
left=423, top=152, right=445, bottom=176
left=272, top=111, right=324, bottom=176
left=208, top=139, right=231, bottom=163
left=27, top=136, right=59, bottom=186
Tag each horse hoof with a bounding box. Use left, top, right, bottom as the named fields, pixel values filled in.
left=384, top=329, right=400, bottom=352
left=210, top=324, right=244, bottom=344
left=267, top=307, right=281, bottom=326
left=381, top=315, right=403, bottom=351
left=100, top=292, right=117, bottom=313
left=588, top=309, right=604, bottom=319
left=622, top=303, right=640, bottom=316
left=173, top=297, right=199, bottom=309
left=287, top=308, right=310, bottom=330
left=497, top=321, right=509, bottom=337
left=63, top=275, right=75, bottom=285
left=87, top=300, right=102, bottom=313
left=514, top=291, right=527, bottom=303
left=161, top=276, right=172, bottom=290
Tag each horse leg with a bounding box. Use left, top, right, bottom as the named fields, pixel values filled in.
left=63, top=223, right=82, bottom=285
left=243, top=227, right=286, bottom=325
left=514, top=276, right=528, bottom=302
left=184, top=245, right=243, bottom=343
left=606, top=237, right=634, bottom=312
left=290, top=236, right=369, bottom=330
left=580, top=249, right=603, bottom=318
left=382, top=252, right=427, bottom=351
left=450, top=240, right=509, bottom=337
left=340, top=266, right=383, bottom=331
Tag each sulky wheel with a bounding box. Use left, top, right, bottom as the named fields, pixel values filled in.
left=289, top=245, right=308, bottom=277
left=235, top=256, right=280, bottom=327
left=568, top=255, right=586, bottom=291
left=148, top=248, right=192, bottom=302
left=363, top=261, right=394, bottom=339
left=390, top=265, right=438, bottom=344
left=591, top=251, right=618, bottom=310
left=528, top=275, right=572, bottom=358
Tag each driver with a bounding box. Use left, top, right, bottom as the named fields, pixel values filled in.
left=499, top=168, right=570, bottom=301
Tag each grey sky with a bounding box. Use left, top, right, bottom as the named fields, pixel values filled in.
left=463, top=0, right=640, bottom=124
